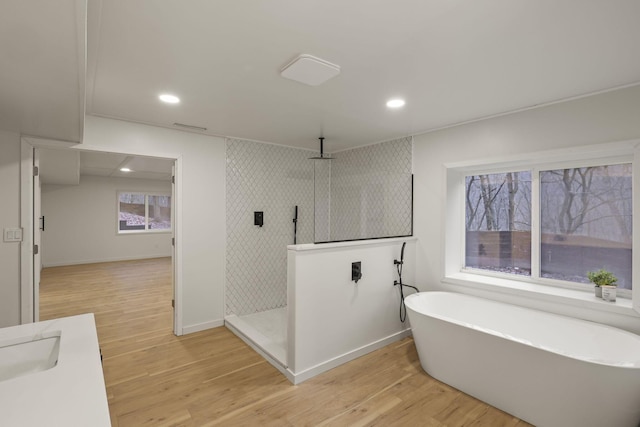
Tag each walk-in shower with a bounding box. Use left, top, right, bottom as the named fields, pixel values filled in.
left=224, top=138, right=315, bottom=367
left=224, top=136, right=413, bottom=374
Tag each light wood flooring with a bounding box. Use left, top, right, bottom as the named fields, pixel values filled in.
left=40, top=258, right=530, bottom=426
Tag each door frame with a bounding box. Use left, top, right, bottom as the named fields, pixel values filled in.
left=33, top=147, right=41, bottom=322
left=19, top=140, right=35, bottom=323
left=19, top=138, right=183, bottom=335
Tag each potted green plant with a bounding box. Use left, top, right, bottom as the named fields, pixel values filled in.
left=587, top=269, right=618, bottom=300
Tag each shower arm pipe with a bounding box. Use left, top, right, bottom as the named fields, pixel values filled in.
left=308, top=136, right=332, bottom=160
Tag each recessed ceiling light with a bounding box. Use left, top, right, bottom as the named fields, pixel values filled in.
left=120, top=168, right=132, bottom=172
left=386, top=99, right=405, bottom=108
left=159, top=94, right=180, bottom=104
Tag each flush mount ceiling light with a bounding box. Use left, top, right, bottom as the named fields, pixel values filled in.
left=120, top=167, right=132, bottom=172
left=280, top=54, right=340, bottom=86
left=386, top=99, right=406, bottom=108
left=159, top=94, right=180, bottom=104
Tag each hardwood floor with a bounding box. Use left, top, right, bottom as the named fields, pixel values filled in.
left=40, top=258, right=530, bottom=427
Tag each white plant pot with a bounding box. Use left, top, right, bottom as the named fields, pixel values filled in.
left=594, top=286, right=602, bottom=298
left=601, top=285, right=616, bottom=302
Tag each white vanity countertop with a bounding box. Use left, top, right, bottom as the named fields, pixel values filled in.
left=0, top=313, right=111, bottom=426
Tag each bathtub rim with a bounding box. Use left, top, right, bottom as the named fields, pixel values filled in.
left=405, top=291, right=640, bottom=369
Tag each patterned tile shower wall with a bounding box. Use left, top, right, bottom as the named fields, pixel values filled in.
left=327, top=136, right=412, bottom=241
left=226, top=138, right=315, bottom=316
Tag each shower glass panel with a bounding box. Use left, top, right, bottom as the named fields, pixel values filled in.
left=313, top=160, right=332, bottom=242
left=313, top=137, right=413, bottom=243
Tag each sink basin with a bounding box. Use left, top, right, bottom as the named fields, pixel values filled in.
left=0, top=332, right=61, bottom=382
left=0, top=315, right=110, bottom=426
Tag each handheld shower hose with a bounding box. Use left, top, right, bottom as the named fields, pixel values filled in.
left=394, top=242, right=419, bottom=322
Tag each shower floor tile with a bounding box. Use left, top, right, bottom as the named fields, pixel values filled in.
left=226, top=307, right=287, bottom=367
left=240, top=307, right=287, bottom=348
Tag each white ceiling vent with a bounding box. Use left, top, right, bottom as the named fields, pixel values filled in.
left=280, top=54, right=340, bottom=86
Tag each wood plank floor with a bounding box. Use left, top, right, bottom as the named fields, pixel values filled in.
left=40, top=258, right=530, bottom=427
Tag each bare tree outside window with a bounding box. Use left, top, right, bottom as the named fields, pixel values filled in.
left=463, top=161, right=632, bottom=292
left=119, top=193, right=146, bottom=230
left=149, top=195, right=171, bottom=230
left=465, top=171, right=532, bottom=275
left=540, top=164, right=632, bottom=289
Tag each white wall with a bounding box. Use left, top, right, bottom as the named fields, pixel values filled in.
left=287, top=238, right=415, bottom=383
left=0, top=131, right=22, bottom=327
left=82, top=116, right=226, bottom=333
left=413, top=85, right=640, bottom=333
left=41, top=175, right=172, bottom=267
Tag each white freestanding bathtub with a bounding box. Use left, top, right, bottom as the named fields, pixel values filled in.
left=405, top=291, right=640, bottom=427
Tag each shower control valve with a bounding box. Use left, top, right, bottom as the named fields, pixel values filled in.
left=352, top=261, right=362, bottom=284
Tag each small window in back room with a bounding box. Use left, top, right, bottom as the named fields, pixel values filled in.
left=465, top=171, right=532, bottom=276
left=118, top=192, right=171, bottom=233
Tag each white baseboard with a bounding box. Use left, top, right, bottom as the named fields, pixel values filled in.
left=182, top=319, right=224, bottom=335
left=42, top=254, right=171, bottom=268
left=225, top=323, right=411, bottom=385
left=289, top=329, right=412, bottom=385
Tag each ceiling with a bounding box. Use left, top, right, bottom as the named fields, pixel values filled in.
left=79, top=151, right=173, bottom=181
left=38, top=148, right=173, bottom=185
left=4, top=1, right=640, bottom=152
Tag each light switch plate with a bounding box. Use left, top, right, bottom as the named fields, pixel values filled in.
left=3, top=228, right=23, bottom=242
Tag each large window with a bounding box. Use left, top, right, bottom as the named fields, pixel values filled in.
left=118, top=192, right=171, bottom=233
left=463, top=162, right=632, bottom=292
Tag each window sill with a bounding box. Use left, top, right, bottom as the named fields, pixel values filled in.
left=117, top=230, right=172, bottom=235
left=443, top=272, right=638, bottom=318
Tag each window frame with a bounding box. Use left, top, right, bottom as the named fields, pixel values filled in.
left=116, top=190, right=172, bottom=234
left=444, top=140, right=640, bottom=315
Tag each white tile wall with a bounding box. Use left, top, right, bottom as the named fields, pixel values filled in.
left=226, top=139, right=315, bottom=316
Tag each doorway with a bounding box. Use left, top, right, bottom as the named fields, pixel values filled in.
left=20, top=141, right=180, bottom=335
